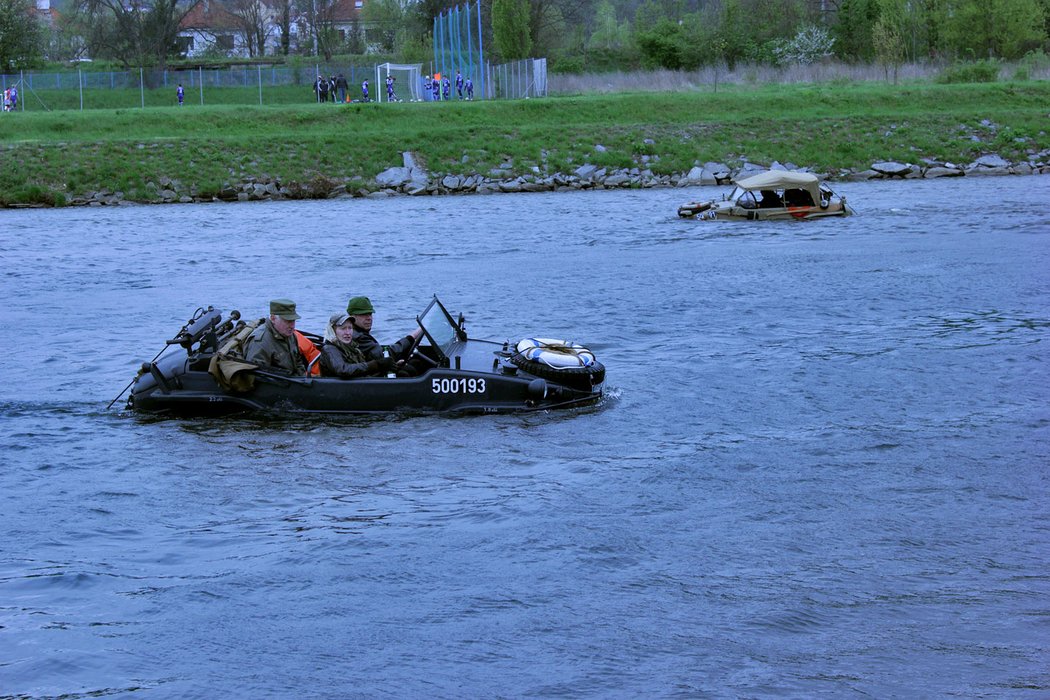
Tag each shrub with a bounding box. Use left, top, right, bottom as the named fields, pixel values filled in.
left=936, top=59, right=1001, bottom=84
left=772, top=26, right=836, bottom=66
left=1012, top=49, right=1049, bottom=80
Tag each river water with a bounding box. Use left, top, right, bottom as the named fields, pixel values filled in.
left=1, top=177, right=1048, bottom=698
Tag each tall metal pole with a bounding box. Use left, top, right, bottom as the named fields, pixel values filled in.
left=139, top=67, right=144, bottom=108
left=465, top=1, right=474, bottom=89
left=432, top=14, right=439, bottom=88
left=79, top=68, right=83, bottom=110
left=199, top=67, right=204, bottom=105
left=476, top=0, right=485, bottom=100
left=451, top=5, right=460, bottom=85
left=440, top=10, right=447, bottom=83
left=258, top=65, right=263, bottom=105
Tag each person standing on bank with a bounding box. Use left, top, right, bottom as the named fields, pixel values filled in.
left=345, top=296, right=423, bottom=364
left=320, top=313, right=395, bottom=379
left=335, top=73, right=348, bottom=103
left=244, top=299, right=307, bottom=375
left=176, top=83, right=184, bottom=106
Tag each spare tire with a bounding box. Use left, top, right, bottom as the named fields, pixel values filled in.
left=510, top=338, right=606, bottom=391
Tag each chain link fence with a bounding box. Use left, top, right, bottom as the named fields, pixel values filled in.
left=1, top=58, right=547, bottom=111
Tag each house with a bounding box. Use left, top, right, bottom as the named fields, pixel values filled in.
left=35, top=0, right=56, bottom=26
left=177, top=0, right=369, bottom=59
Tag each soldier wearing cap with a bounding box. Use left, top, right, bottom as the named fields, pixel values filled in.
left=244, top=299, right=307, bottom=375
left=345, top=295, right=423, bottom=366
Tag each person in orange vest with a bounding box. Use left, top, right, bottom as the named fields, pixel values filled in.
left=296, top=329, right=321, bottom=376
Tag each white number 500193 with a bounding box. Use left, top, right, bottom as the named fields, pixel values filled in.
left=432, top=377, right=486, bottom=394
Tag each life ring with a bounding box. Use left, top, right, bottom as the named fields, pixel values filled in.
left=516, top=338, right=595, bottom=368
left=511, top=338, right=605, bottom=390
left=678, top=201, right=711, bottom=218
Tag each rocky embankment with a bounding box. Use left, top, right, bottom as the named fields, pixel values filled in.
left=63, top=149, right=1050, bottom=207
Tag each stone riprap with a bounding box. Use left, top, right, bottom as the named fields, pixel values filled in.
left=58, top=150, right=1050, bottom=207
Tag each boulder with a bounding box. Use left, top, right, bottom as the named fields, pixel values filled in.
left=924, top=166, right=964, bottom=178
left=871, top=161, right=913, bottom=177
left=736, top=162, right=766, bottom=178
left=604, top=173, right=631, bottom=187
left=406, top=168, right=430, bottom=190
left=574, top=164, right=598, bottom=181
left=971, top=154, right=1010, bottom=169
left=682, top=166, right=705, bottom=185
left=966, top=166, right=1010, bottom=176
left=521, top=180, right=551, bottom=192
left=375, top=166, right=411, bottom=188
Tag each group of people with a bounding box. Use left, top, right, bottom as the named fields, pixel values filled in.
left=424, top=70, right=473, bottom=101
left=314, top=73, right=352, bottom=103
left=2, top=86, right=18, bottom=112
left=312, top=75, right=377, bottom=103
left=311, top=70, right=475, bottom=104
left=244, top=296, right=424, bottom=380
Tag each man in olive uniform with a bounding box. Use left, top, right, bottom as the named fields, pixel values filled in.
left=245, top=299, right=307, bottom=374
left=346, top=296, right=423, bottom=364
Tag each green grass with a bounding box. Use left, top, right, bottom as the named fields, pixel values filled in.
left=2, top=81, right=1048, bottom=206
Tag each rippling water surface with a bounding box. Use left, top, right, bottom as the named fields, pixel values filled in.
left=2, top=177, right=1048, bottom=697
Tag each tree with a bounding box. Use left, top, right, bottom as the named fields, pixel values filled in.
left=0, top=0, right=44, bottom=69
left=943, top=0, right=1046, bottom=60
left=872, top=0, right=905, bottom=82
left=295, top=0, right=341, bottom=59
left=492, top=0, right=531, bottom=59
left=773, top=24, right=835, bottom=65
left=274, top=0, right=292, bottom=55
left=588, top=0, right=629, bottom=50
left=228, top=0, right=272, bottom=57
left=77, top=0, right=193, bottom=68
left=526, top=0, right=591, bottom=57
left=635, top=17, right=686, bottom=69
left=832, top=0, right=879, bottom=60
left=362, top=0, right=408, bottom=53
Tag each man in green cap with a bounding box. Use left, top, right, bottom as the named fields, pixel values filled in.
left=346, top=295, right=423, bottom=368
left=244, top=298, right=307, bottom=375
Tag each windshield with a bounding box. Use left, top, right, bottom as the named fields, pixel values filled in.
left=417, top=297, right=461, bottom=358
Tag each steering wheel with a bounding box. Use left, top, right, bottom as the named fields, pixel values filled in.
left=406, top=327, right=438, bottom=367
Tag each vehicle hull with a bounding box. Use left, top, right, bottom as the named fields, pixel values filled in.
left=128, top=334, right=603, bottom=417
left=678, top=200, right=851, bottom=220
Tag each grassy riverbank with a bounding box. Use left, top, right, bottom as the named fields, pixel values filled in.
left=2, top=81, right=1048, bottom=206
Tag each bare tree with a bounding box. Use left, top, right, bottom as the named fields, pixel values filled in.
left=228, top=0, right=273, bottom=56
left=78, top=0, right=194, bottom=68
left=295, top=0, right=339, bottom=59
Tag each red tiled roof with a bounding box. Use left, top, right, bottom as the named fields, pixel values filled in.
left=179, top=0, right=244, bottom=31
